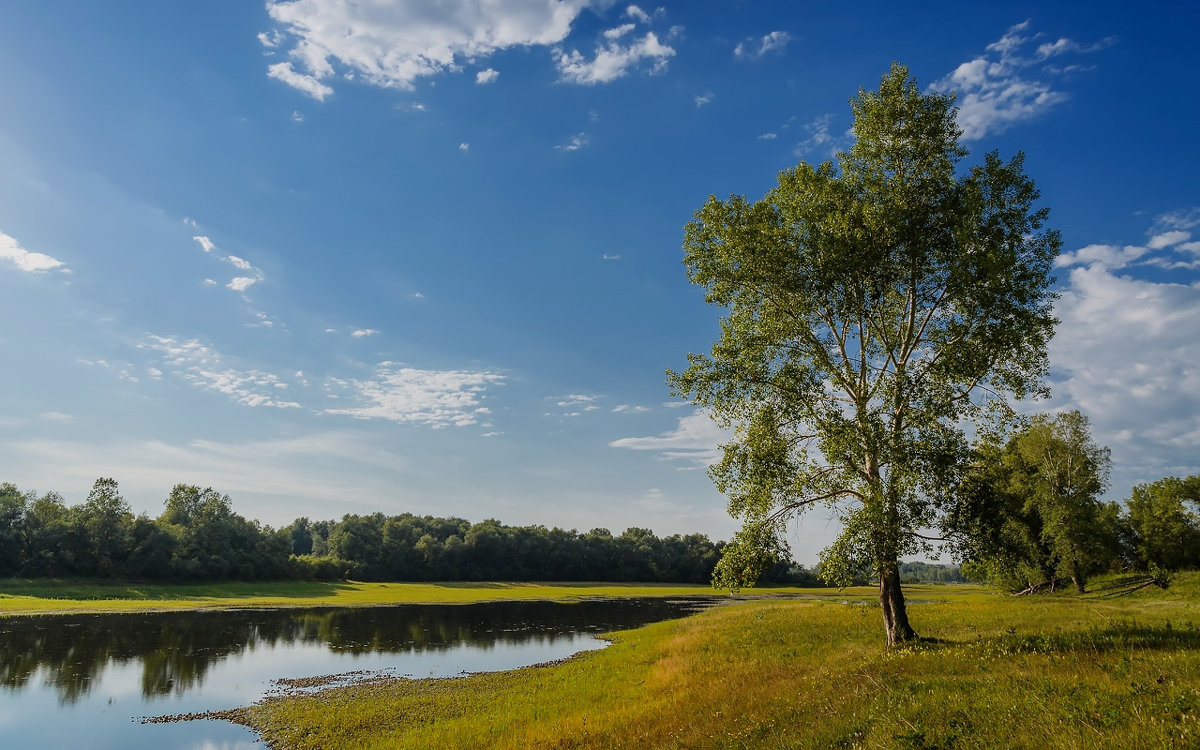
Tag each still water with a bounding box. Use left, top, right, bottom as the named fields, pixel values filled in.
left=0, top=598, right=711, bottom=749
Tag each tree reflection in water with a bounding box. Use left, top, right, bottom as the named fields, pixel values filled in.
left=0, top=598, right=710, bottom=703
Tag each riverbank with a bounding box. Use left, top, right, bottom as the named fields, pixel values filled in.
left=221, top=574, right=1200, bottom=749
left=0, top=578, right=894, bottom=616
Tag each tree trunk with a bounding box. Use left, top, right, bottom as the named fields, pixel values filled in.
left=879, top=563, right=918, bottom=647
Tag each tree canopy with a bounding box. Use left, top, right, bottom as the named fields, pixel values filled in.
left=670, top=63, right=1060, bottom=645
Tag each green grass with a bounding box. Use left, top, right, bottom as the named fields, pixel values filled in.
left=219, top=573, right=1200, bottom=749
left=0, top=578, right=880, bottom=616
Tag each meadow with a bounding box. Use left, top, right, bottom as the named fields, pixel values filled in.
left=213, top=575, right=1199, bottom=749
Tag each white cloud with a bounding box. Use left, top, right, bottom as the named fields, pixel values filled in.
left=734, top=30, right=791, bottom=60
left=610, top=410, right=730, bottom=467
left=930, top=20, right=1112, bottom=140
left=262, top=0, right=592, bottom=97
left=39, top=411, right=73, bottom=423
left=602, top=253, right=621, bottom=261
left=625, top=5, right=652, bottom=24
left=350, top=328, right=379, bottom=337
left=1044, top=211, right=1200, bottom=496
left=459, top=142, right=470, bottom=153
left=0, top=230, right=67, bottom=273
left=555, top=30, right=674, bottom=84
left=1154, top=209, right=1200, bottom=232
left=555, top=132, right=589, bottom=152
left=267, top=61, right=334, bottom=101
left=556, top=394, right=597, bottom=406
left=792, top=114, right=839, bottom=158
left=1055, top=243, right=1148, bottom=270
left=326, top=363, right=505, bottom=428
left=758, top=132, right=778, bottom=140
left=475, top=67, right=499, bottom=85
left=694, top=91, right=714, bottom=108
left=1147, top=230, right=1190, bottom=250
left=227, top=276, right=258, bottom=292
left=192, top=236, right=265, bottom=293
left=258, top=30, right=283, bottom=49
left=604, top=23, right=636, bottom=40
left=139, top=335, right=301, bottom=409
left=291, top=109, right=305, bottom=122
left=613, top=404, right=650, bottom=414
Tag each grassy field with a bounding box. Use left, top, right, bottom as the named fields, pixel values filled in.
left=214, top=574, right=1200, bottom=749
left=0, top=578, right=871, bottom=616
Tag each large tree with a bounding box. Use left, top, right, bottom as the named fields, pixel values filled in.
left=951, top=411, right=1115, bottom=594
left=670, top=64, right=1059, bottom=645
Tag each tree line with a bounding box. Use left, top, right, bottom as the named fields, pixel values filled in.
left=0, top=479, right=801, bottom=584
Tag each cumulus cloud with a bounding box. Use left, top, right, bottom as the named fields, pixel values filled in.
left=734, top=30, right=791, bottom=60
left=0, top=230, right=67, bottom=273
left=139, top=335, right=302, bottom=409
left=475, top=67, right=500, bottom=85
left=261, top=0, right=592, bottom=98
left=610, top=410, right=730, bottom=467
left=327, top=363, right=505, bottom=428
left=930, top=20, right=1113, bottom=140
left=1047, top=210, right=1200, bottom=494
left=555, top=28, right=674, bottom=84
left=350, top=328, right=379, bottom=337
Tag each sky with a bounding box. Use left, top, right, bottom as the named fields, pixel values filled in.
left=1, top=1, right=1197, bottom=563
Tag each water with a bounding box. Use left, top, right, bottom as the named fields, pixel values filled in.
left=0, top=598, right=711, bottom=749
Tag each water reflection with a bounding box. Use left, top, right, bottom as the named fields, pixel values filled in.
left=0, top=598, right=709, bottom=703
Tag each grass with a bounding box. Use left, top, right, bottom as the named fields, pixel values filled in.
left=0, top=578, right=880, bottom=616
left=217, top=573, right=1200, bottom=749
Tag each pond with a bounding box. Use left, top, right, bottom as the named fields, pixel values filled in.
left=0, top=597, right=713, bottom=749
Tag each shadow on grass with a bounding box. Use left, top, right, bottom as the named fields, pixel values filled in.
left=1087, top=575, right=1164, bottom=598
left=983, top=620, right=1200, bottom=655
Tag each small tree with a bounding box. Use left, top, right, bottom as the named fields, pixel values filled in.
left=670, top=63, right=1059, bottom=645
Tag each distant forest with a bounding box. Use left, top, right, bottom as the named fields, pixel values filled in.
left=1, top=478, right=837, bottom=584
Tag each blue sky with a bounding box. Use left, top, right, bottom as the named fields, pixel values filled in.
left=1, top=1, right=1197, bottom=562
